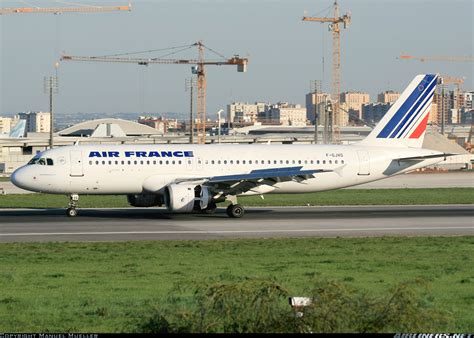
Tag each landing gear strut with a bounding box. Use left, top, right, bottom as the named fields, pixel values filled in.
left=202, top=201, right=217, bottom=214
left=67, top=194, right=79, bottom=217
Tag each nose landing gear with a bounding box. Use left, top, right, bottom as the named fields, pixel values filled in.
left=67, top=194, right=79, bottom=217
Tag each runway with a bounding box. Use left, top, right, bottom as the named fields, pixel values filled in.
left=0, top=205, right=472, bottom=243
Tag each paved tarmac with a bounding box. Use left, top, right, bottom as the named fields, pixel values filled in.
left=0, top=205, right=472, bottom=243
left=347, top=171, right=474, bottom=189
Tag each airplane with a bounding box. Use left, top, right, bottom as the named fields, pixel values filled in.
left=0, top=120, right=26, bottom=139
left=11, top=74, right=453, bottom=218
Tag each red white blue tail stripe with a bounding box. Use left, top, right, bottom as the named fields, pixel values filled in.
left=377, top=74, right=437, bottom=139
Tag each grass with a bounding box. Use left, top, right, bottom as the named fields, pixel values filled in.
left=0, top=237, right=473, bottom=332
left=0, top=177, right=10, bottom=182
left=0, top=188, right=473, bottom=208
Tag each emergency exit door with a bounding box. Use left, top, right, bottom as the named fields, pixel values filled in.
left=70, top=150, right=84, bottom=177
left=357, top=150, right=370, bottom=176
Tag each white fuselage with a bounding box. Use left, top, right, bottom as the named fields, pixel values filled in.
left=11, top=143, right=444, bottom=196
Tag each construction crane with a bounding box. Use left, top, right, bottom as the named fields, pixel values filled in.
left=0, top=2, right=131, bottom=149
left=0, top=3, right=131, bottom=15
left=303, top=0, right=351, bottom=143
left=398, top=54, right=474, bottom=62
left=61, top=41, right=248, bottom=144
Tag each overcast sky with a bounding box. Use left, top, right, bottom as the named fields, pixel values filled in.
left=0, top=0, right=472, bottom=118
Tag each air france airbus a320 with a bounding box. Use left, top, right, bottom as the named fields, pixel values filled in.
left=11, top=74, right=452, bottom=218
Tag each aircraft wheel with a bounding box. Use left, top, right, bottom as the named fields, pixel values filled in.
left=226, top=204, right=245, bottom=218
left=66, top=208, right=78, bottom=217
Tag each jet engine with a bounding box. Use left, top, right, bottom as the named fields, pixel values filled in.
left=164, top=183, right=212, bottom=213
left=127, top=194, right=163, bottom=207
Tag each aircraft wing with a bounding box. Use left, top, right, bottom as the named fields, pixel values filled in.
left=175, top=166, right=330, bottom=197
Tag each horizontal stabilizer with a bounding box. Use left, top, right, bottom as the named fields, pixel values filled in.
left=395, top=153, right=456, bottom=162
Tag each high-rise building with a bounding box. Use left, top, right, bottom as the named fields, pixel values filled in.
left=339, top=92, right=370, bottom=120
left=17, top=112, right=51, bottom=133
left=460, top=92, right=473, bottom=110
left=305, top=92, right=331, bottom=124
left=377, top=91, right=400, bottom=104
left=361, top=103, right=391, bottom=125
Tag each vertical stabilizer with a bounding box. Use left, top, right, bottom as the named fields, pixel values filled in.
left=9, top=120, right=26, bottom=138
left=359, top=74, right=438, bottom=148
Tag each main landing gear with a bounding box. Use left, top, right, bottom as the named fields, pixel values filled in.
left=225, top=195, right=245, bottom=218
left=67, top=194, right=79, bottom=217
left=226, top=204, right=245, bottom=218
left=202, top=201, right=218, bottom=214
left=202, top=196, right=245, bottom=218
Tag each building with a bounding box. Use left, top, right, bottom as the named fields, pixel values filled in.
left=430, top=102, right=438, bottom=125
left=305, top=92, right=331, bottom=124
left=461, top=109, right=473, bottom=124
left=432, top=90, right=474, bottom=126
left=461, top=92, right=473, bottom=110
left=361, top=103, right=391, bottom=125
left=17, top=111, right=51, bottom=133
left=227, top=102, right=267, bottom=123
left=0, top=116, right=20, bottom=134
left=340, top=92, right=370, bottom=120
left=137, top=116, right=180, bottom=134
left=433, top=92, right=450, bottom=127
left=377, top=91, right=400, bottom=104
left=263, top=102, right=307, bottom=126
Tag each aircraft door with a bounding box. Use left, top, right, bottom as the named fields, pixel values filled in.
left=357, top=150, right=370, bottom=176
left=70, top=150, right=84, bottom=177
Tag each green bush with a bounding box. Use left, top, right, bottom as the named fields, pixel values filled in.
left=131, top=277, right=451, bottom=333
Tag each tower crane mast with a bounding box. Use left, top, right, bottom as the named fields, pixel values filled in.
left=303, top=0, right=351, bottom=143
left=61, top=41, right=248, bottom=144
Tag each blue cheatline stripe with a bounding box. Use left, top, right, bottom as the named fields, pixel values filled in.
left=398, top=91, right=434, bottom=138
left=392, top=76, right=437, bottom=138
left=388, top=74, right=437, bottom=138
left=377, top=74, right=431, bottom=138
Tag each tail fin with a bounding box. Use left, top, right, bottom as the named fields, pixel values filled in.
left=9, top=120, right=26, bottom=138
left=360, top=74, right=438, bottom=148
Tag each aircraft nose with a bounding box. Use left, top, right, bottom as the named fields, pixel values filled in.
left=11, top=167, right=30, bottom=191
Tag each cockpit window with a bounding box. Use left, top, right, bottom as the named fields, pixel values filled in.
left=27, top=157, right=54, bottom=166
left=27, top=156, right=40, bottom=165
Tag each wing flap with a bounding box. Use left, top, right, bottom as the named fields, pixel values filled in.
left=173, top=166, right=331, bottom=197
left=208, top=166, right=327, bottom=184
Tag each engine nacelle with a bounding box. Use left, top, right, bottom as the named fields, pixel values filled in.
left=127, top=194, right=163, bottom=207
left=164, top=183, right=212, bottom=213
